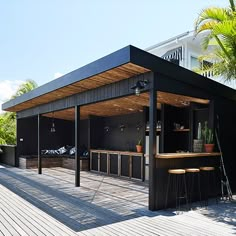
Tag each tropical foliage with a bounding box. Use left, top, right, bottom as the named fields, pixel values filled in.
left=0, top=79, right=38, bottom=145
left=0, top=112, right=16, bottom=145
left=194, top=0, right=236, bottom=80
left=11, top=79, right=38, bottom=99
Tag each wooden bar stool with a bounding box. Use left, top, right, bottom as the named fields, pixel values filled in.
left=185, top=168, right=201, bottom=208
left=200, top=166, right=217, bottom=206
left=165, top=169, right=188, bottom=211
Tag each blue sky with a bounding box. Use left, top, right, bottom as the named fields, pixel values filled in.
left=0, top=0, right=229, bottom=107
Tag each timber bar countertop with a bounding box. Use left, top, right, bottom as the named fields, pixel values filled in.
left=156, top=152, right=221, bottom=159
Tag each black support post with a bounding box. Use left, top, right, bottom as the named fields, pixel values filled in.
left=149, top=73, right=157, bottom=211
left=15, top=117, right=19, bottom=167
left=75, top=106, right=80, bottom=187
left=142, top=107, right=148, bottom=182
left=38, top=114, right=42, bottom=174
left=160, top=104, right=165, bottom=153
left=88, top=115, right=91, bottom=171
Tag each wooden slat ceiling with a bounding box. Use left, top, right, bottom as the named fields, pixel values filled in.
left=43, top=91, right=209, bottom=121
left=6, top=63, right=150, bottom=112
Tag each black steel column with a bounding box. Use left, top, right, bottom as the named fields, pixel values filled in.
left=15, top=117, right=19, bottom=167
left=75, top=106, right=80, bottom=187
left=149, top=73, right=157, bottom=211
left=142, top=107, right=148, bottom=181
left=88, top=115, right=91, bottom=171
left=38, top=114, right=42, bottom=174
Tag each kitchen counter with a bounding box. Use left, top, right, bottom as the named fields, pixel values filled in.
left=90, top=149, right=144, bottom=180
left=90, top=149, right=143, bottom=156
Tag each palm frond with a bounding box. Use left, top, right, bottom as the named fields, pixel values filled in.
left=194, top=0, right=236, bottom=80
left=195, top=7, right=229, bottom=32
left=229, top=0, right=236, bottom=12
left=11, top=79, right=38, bottom=99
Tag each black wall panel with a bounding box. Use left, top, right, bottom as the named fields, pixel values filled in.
left=17, top=116, right=79, bottom=156
left=17, top=116, right=88, bottom=156
left=91, top=112, right=144, bottom=151
left=214, top=98, right=236, bottom=193
left=17, top=116, right=38, bottom=156
left=163, top=105, right=190, bottom=152
left=80, top=119, right=89, bottom=149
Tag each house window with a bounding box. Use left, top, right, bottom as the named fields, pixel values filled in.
left=191, top=56, right=200, bottom=70
left=161, top=47, right=182, bottom=66
left=191, top=56, right=213, bottom=77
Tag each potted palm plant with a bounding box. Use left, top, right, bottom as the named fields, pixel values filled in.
left=202, top=121, right=214, bottom=152
left=136, top=139, right=142, bottom=153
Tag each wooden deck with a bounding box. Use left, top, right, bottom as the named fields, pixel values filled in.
left=0, top=165, right=235, bottom=235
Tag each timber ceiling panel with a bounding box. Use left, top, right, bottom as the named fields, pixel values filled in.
left=43, top=92, right=209, bottom=121
left=6, top=63, right=150, bottom=112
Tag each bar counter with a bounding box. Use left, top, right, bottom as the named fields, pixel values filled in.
left=153, top=152, right=221, bottom=209
left=156, top=152, right=221, bottom=159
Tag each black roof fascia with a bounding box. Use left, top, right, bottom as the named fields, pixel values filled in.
left=3, top=45, right=236, bottom=111
left=2, top=45, right=132, bottom=110
left=129, top=46, right=236, bottom=102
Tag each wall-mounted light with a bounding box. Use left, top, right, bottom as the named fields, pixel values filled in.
left=104, top=126, right=110, bottom=133
left=131, top=80, right=149, bottom=96
left=119, top=124, right=126, bottom=132
left=50, top=112, right=56, bottom=133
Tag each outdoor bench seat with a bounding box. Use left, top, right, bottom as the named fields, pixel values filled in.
left=19, top=155, right=89, bottom=170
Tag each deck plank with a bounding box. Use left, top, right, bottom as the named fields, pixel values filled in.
left=0, top=187, right=72, bottom=236
left=0, top=185, right=77, bottom=236
left=0, top=165, right=235, bottom=236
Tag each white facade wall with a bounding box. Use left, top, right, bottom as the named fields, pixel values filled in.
left=146, top=31, right=236, bottom=89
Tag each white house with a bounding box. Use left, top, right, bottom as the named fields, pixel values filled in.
left=146, top=30, right=236, bottom=89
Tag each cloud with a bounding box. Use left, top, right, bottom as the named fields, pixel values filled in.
left=54, top=72, right=63, bottom=79
left=0, top=80, right=23, bottom=113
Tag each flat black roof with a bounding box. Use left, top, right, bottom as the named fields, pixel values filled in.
left=2, top=45, right=236, bottom=111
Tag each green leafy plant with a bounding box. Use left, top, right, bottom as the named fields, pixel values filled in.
left=202, top=121, right=214, bottom=144
left=137, top=139, right=142, bottom=146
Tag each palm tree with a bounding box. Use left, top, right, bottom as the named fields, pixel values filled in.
left=194, top=0, right=236, bottom=81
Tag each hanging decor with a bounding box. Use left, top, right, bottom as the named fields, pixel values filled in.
left=136, top=123, right=142, bottom=132
left=119, top=124, right=126, bottom=132
left=50, top=112, right=56, bottom=133
left=104, top=126, right=110, bottom=133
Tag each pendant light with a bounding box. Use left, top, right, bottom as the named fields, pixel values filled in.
left=50, top=112, right=56, bottom=133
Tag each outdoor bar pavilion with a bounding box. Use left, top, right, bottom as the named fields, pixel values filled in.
left=2, top=45, right=236, bottom=210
